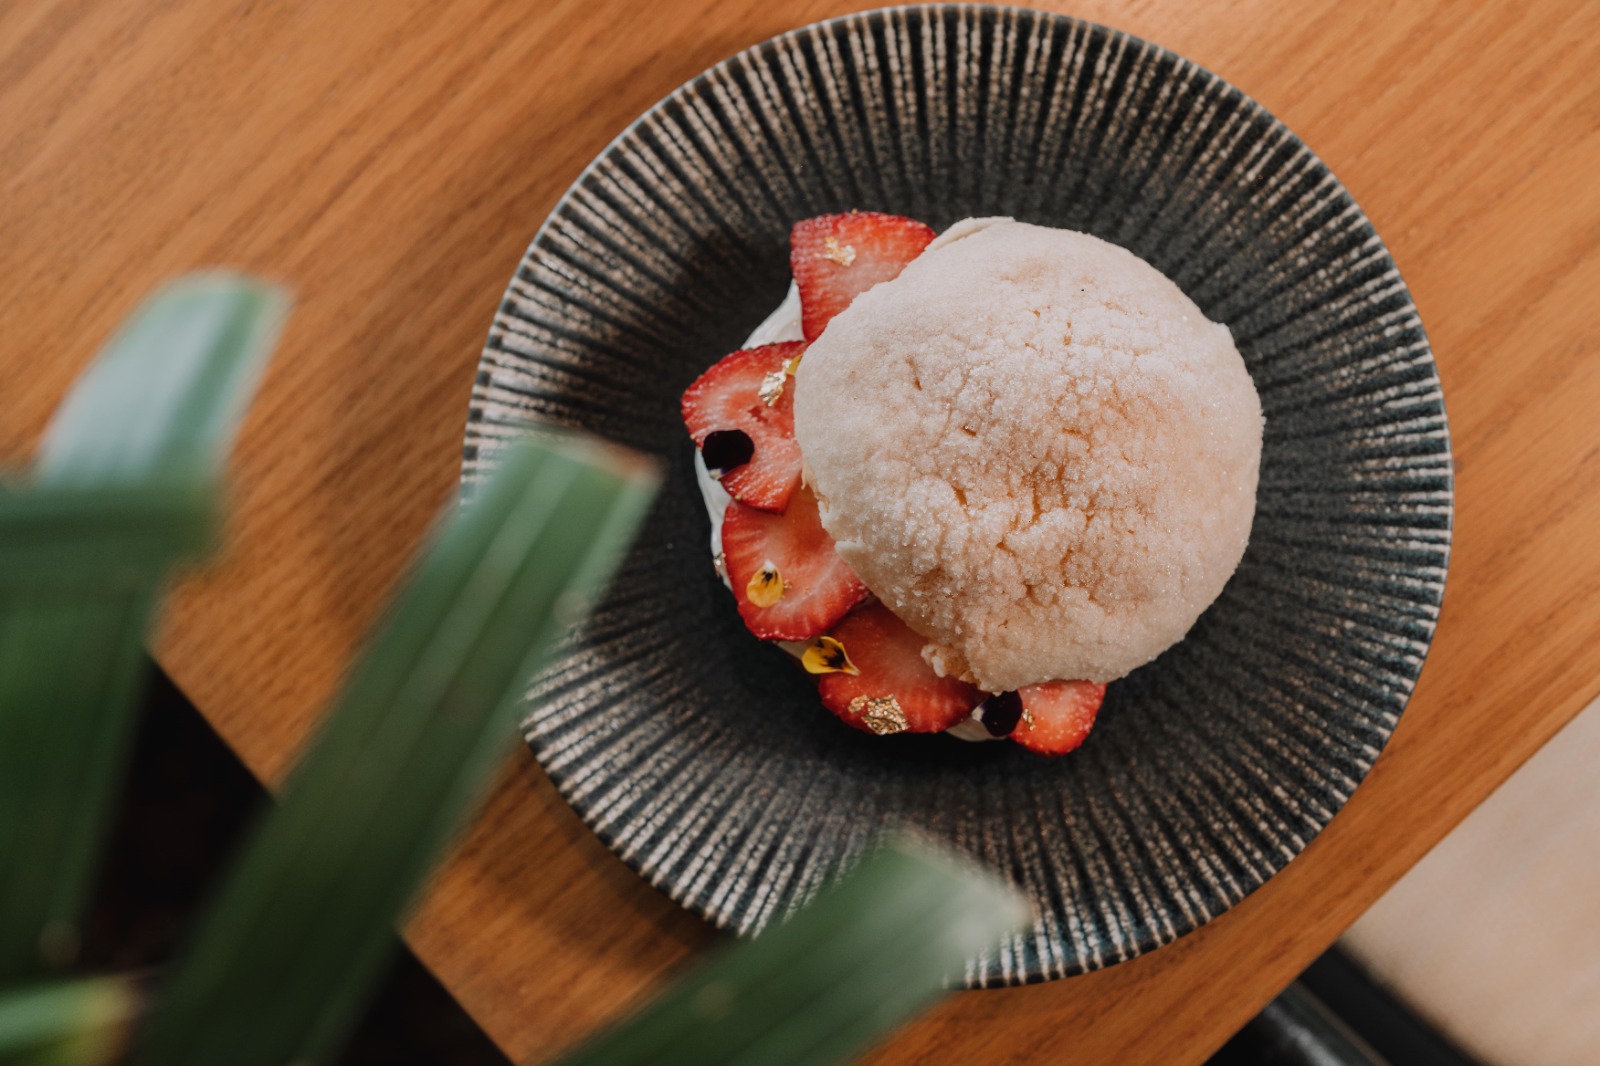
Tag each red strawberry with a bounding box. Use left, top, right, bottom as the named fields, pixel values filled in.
left=721, top=486, right=868, bottom=641
left=790, top=212, right=936, bottom=341
left=1011, top=681, right=1107, bottom=756
left=681, top=341, right=806, bottom=512
left=815, top=603, right=982, bottom=734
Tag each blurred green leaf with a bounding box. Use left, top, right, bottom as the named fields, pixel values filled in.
left=0, top=977, right=138, bottom=1066
left=558, top=836, right=1032, bottom=1066
left=135, top=436, right=658, bottom=1066
left=35, top=275, right=287, bottom=490
left=0, top=589, right=153, bottom=984
left=0, top=485, right=214, bottom=591
left=0, top=277, right=285, bottom=983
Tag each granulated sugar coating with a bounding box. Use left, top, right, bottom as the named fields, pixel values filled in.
left=792, top=219, right=1263, bottom=692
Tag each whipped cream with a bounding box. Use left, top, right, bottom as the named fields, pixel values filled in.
left=694, top=267, right=997, bottom=741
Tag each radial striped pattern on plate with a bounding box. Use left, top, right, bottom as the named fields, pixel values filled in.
left=462, top=5, right=1451, bottom=985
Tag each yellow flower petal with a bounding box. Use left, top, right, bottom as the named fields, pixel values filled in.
left=745, top=561, right=786, bottom=607
left=802, top=635, right=859, bottom=676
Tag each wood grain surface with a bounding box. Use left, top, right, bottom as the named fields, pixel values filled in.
left=3, top=1, right=1597, bottom=1063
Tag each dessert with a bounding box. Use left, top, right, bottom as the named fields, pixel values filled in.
left=682, top=212, right=1263, bottom=754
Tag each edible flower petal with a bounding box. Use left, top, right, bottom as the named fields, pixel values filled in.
left=802, top=635, right=859, bottom=676
left=746, top=560, right=787, bottom=607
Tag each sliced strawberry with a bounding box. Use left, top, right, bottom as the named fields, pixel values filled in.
left=1011, top=681, right=1107, bottom=756
left=790, top=212, right=936, bottom=341
left=681, top=341, right=806, bottom=512
left=816, top=603, right=982, bottom=734
left=721, top=486, right=868, bottom=641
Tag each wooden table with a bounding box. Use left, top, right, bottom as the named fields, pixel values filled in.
left=5, top=1, right=1598, bottom=1062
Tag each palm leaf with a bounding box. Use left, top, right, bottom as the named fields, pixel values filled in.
left=134, top=436, right=658, bottom=1066
left=0, top=485, right=214, bottom=589
left=35, top=276, right=286, bottom=489
left=0, top=977, right=138, bottom=1066
left=0, top=278, right=286, bottom=983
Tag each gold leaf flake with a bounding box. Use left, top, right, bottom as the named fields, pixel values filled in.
left=746, top=561, right=787, bottom=607
left=802, top=636, right=859, bottom=676
left=849, top=694, right=907, bottom=735
left=784, top=352, right=803, bottom=376
left=758, top=368, right=787, bottom=407
left=713, top=551, right=726, bottom=581
left=823, top=236, right=856, bottom=267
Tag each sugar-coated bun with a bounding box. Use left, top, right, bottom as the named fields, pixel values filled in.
left=792, top=220, right=1262, bottom=691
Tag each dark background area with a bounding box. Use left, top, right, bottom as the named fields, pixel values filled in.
left=83, top=667, right=504, bottom=1066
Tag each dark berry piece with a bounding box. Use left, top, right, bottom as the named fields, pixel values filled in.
left=979, top=690, right=1024, bottom=737
left=701, top=428, right=754, bottom=478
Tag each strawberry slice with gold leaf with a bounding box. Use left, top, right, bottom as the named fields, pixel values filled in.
left=812, top=602, right=982, bottom=735
left=790, top=212, right=937, bottom=341
left=1010, top=680, right=1107, bottom=755
left=681, top=341, right=806, bottom=513
left=721, top=485, right=869, bottom=641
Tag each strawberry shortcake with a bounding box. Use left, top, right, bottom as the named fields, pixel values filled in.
left=682, top=212, right=1262, bottom=755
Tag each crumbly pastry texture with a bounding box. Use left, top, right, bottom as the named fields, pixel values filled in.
left=792, top=219, right=1263, bottom=691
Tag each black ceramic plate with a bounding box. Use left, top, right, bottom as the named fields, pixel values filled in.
left=462, top=5, right=1451, bottom=985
